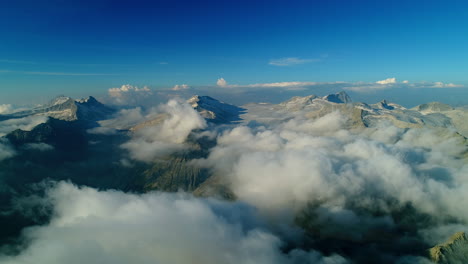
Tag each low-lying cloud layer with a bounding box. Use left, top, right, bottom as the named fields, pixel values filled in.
left=0, top=138, right=15, bottom=161
left=193, top=110, right=468, bottom=262
left=0, top=115, right=48, bottom=137
left=1, top=95, right=467, bottom=263
left=0, top=115, right=49, bottom=160
left=0, top=182, right=347, bottom=264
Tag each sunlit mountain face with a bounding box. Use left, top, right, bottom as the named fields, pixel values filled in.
left=0, top=92, right=467, bottom=264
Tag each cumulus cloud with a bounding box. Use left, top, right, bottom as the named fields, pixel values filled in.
left=172, top=84, right=190, bottom=91
left=98, top=107, right=149, bottom=130
left=107, top=84, right=152, bottom=105
left=193, top=109, right=468, bottom=261
left=2, top=93, right=468, bottom=263
left=204, top=114, right=468, bottom=218
left=121, top=99, right=207, bottom=162
left=0, top=115, right=48, bottom=137
left=217, top=78, right=228, bottom=87
left=376, top=77, right=397, bottom=84
left=0, top=181, right=347, bottom=264
left=269, top=57, right=320, bottom=66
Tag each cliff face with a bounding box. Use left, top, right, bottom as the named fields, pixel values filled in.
left=430, top=232, right=468, bottom=264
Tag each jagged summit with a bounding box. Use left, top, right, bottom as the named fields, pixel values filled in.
left=188, top=95, right=245, bottom=124
left=322, top=91, right=352, bottom=104
left=49, top=95, right=74, bottom=106
left=280, top=95, right=318, bottom=106
left=276, top=92, right=352, bottom=112
left=76, top=96, right=99, bottom=104
left=0, top=95, right=115, bottom=122
left=429, top=232, right=468, bottom=264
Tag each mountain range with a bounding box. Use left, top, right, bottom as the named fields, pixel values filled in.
left=0, top=92, right=467, bottom=263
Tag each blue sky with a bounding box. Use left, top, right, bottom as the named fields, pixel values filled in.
left=1, top=0, right=468, bottom=105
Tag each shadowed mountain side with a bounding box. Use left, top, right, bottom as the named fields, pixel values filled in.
left=188, top=95, right=247, bottom=124
left=6, top=118, right=88, bottom=158
left=0, top=96, right=115, bottom=127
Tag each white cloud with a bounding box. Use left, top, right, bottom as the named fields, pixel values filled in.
left=0, top=104, right=13, bottom=114
left=0, top=115, right=48, bottom=137
left=121, top=99, right=207, bottom=162
left=172, top=84, right=190, bottom=91
left=376, top=77, right=397, bottom=84
left=432, top=81, right=463, bottom=88
left=98, top=107, right=148, bottom=130
left=0, top=182, right=348, bottom=264
left=269, top=57, right=320, bottom=66
left=212, top=78, right=464, bottom=94
left=345, top=78, right=464, bottom=92
left=194, top=109, right=468, bottom=257
left=107, top=84, right=152, bottom=105
left=22, top=143, right=54, bottom=151
left=215, top=78, right=320, bottom=90
left=0, top=138, right=16, bottom=161
left=217, top=78, right=228, bottom=87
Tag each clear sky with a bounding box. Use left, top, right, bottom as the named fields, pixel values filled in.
left=1, top=0, right=468, bottom=105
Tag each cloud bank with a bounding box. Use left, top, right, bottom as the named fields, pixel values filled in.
left=1, top=96, right=467, bottom=263
left=0, top=116, right=48, bottom=137
left=107, top=84, right=152, bottom=106
left=0, top=182, right=347, bottom=264
left=192, top=110, right=468, bottom=262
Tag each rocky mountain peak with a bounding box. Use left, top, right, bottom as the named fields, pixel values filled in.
left=429, top=231, right=468, bottom=264
left=322, top=91, right=352, bottom=104
left=187, top=95, right=245, bottom=123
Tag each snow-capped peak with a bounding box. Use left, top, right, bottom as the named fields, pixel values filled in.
left=76, top=96, right=99, bottom=104
left=49, top=96, right=73, bottom=106
left=187, top=95, right=245, bottom=123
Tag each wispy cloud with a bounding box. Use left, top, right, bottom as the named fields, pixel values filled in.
left=269, top=57, right=320, bottom=66
left=172, top=84, right=190, bottom=91
left=211, top=78, right=465, bottom=93
left=345, top=78, right=464, bottom=92
left=216, top=78, right=325, bottom=90
left=0, top=70, right=116, bottom=76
